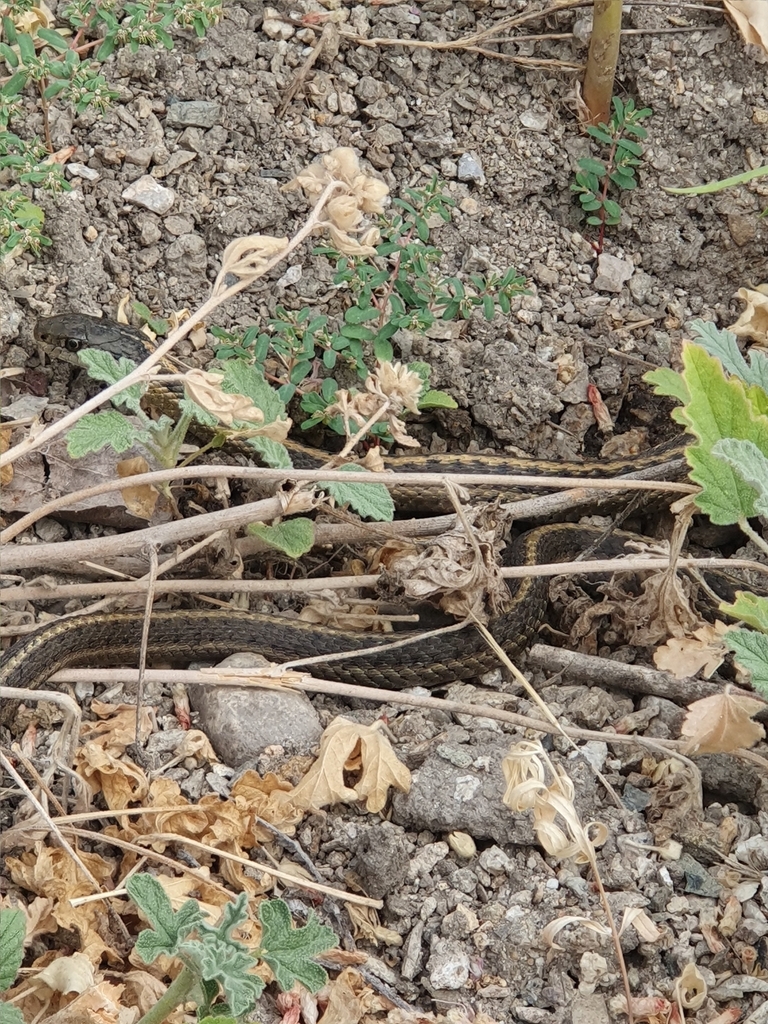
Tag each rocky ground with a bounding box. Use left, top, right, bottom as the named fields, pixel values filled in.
left=2, top=1, right=768, bottom=1022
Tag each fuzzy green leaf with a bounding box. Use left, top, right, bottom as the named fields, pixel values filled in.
left=644, top=366, right=691, bottom=405
left=258, top=899, right=335, bottom=994
left=322, top=465, right=394, bottom=521
left=0, top=909, right=25, bottom=992
left=245, top=436, right=292, bottom=469
left=127, top=874, right=204, bottom=963
left=725, top=628, right=768, bottom=697
left=689, top=320, right=768, bottom=396
left=712, top=438, right=768, bottom=515
left=720, top=592, right=768, bottom=634
left=67, top=412, right=138, bottom=458
left=247, top=517, right=315, bottom=558
left=77, top=348, right=144, bottom=412
left=679, top=344, right=768, bottom=522
left=419, top=389, right=458, bottom=410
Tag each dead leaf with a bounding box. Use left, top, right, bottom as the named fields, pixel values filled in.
left=0, top=426, right=13, bottom=486
left=75, top=742, right=149, bottom=808
left=724, top=2, right=768, bottom=58
left=728, top=285, right=768, bottom=341
left=345, top=904, right=403, bottom=947
left=36, top=953, right=95, bottom=994
left=674, top=961, right=707, bottom=1010
left=85, top=701, right=154, bottom=751
left=680, top=686, right=766, bottom=754
left=653, top=621, right=731, bottom=679
left=184, top=368, right=265, bottom=426
left=26, top=981, right=130, bottom=1024
left=117, top=456, right=159, bottom=520
left=275, top=717, right=410, bottom=814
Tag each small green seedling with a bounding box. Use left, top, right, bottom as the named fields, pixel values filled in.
left=571, top=96, right=651, bottom=252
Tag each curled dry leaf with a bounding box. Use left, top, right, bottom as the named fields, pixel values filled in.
left=322, top=223, right=379, bottom=257
left=36, top=953, right=96, bottom=995
left=346, top=903, right=403, bottom=946
left=367, top=361, right=422, bottom=416
left=117, top=455, right=159, bottom=520
left=184, top=369, right=265, bottom=426
left=674, top=961, right=707, bottom=1010
left=214, top=233, right=289, bottom=292
left=724, top=2, right=768, bottom=59
left=273, top=716, right=410, bottom=814
left=727, top=285, right=768, bottom=342
left=9, top=0, right=55, bottom=35
left=540, top=916, right=611, bottom=951
left=299, top=591, right=392, bottom=633
left=679, top=686, right=766, bottom=755
left=653, top=621, right=731, bottom=680
left=380, top=507, right=510, bottom=621
left=502, top=740, right=607, bottom=864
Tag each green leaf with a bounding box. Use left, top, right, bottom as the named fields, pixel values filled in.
left=67, top=412, right=138, bottom=458
left=616, top=137, right=643, bottom=157
left=37, top=27, right=70, bottom=52
left=662, top=164, right=768, bottom=196
left=689, top=320, right=768, bottom=394
left=0, top=909, right=25, bottom=992
left=339, top=324, right=375, bottom=341
left=258, top=899, right=335, bottom=994
left=247, top=517, right=314, bottom=558
left=178, top=397, right=219, bottom=429
left=578, top=157, right=607, bottom=176
left=77, top=349, right=144, bottom=412
left=609, top=169, right=637, bottom=190
left=644, top=366, right=691, bottom=405
left=586, top=126, right=613, bottom=145
left=677, top=344, right=768, bottom=523
left=344, top=305, right=379, bottom=325
left=220, top=361, right=285, bottom=425
left=725, top=628, right=768, bottom=697
left=720, top=592, right=768, bottom=634
left=245, top=436, right=292, bottom=469
left=602, top=198, right=622, bottom=221
left=126, top=874, right=204, bottom=963
left=321, top=465, right=394, bottom=522
left=374, top=337, right=393, bottom=362
left=419, top=389, right=458, bottom=410
left=712, top=438, right=768, bottom=515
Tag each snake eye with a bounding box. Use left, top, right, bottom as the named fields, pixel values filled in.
left=65, top=338, right=82, bottom=352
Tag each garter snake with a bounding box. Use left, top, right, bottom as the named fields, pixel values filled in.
left=0, top=312, right=691, bottom=720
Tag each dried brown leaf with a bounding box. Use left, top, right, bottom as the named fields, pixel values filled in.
left=727, top=285, right=768, bottom=342
left=680, top=686, right=766, bottom=755
left=653, top=621, right=731, bottom=679
left=674, top=961, right=707, bottom=1010
left=117, top=455, right=159, bottom=520
left=346, top=904, right=403, bottom=947
left=275, top=717, right=410, bottom=814
left=184, top=369, right=265, bottom=427
left=724, top=2, right=768, bottom=58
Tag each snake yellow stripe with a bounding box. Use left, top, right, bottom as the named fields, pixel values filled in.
left=0, top=313, right=689, bottom=720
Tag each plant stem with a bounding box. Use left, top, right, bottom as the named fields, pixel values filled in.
left=583, top=0, right=622, bottom=125
left=136, top=965, right=198, bottom=1024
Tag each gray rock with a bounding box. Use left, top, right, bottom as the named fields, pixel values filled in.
left=392, top=740, right=536, bottom=845
left=457, top=151, right=485, bottom=184
left=166, top=101, right=221, bottom=129
left=519, top=108, right=549, bottom=132
left=66, top=162, right=100, bottom=181
left=594, top=253, right=634, bottom=293
left=189, top=653, right=322, bottom=765
left=426, top=937, right=470, bottom=990
left=122, top=175, right=175, bottom=215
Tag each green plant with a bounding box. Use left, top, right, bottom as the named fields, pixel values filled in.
left=0, top=0, right=222, bottom=259
left=645, top=320, right=768, bottom=693
left=125, top=873, right=335, bottom=1024
left=212, top=177, right=527, bottom=439
left=571, top=96, right=651, bottom=253
left=66, top=345, right=397, bottom=528
left=662, top=163, right=768, bottom=217
left=0, top=907, right=25, bottom=1024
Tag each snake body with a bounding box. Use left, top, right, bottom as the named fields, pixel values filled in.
left=0, top=313, right=688, bottom=716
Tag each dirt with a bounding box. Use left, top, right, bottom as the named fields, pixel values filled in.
left=2, top=1, right=768, bottom=1021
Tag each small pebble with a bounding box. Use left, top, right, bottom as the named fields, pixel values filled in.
left=122, top=176, right=175, bottom=215
left=457, top=151, right=485, bottom=185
